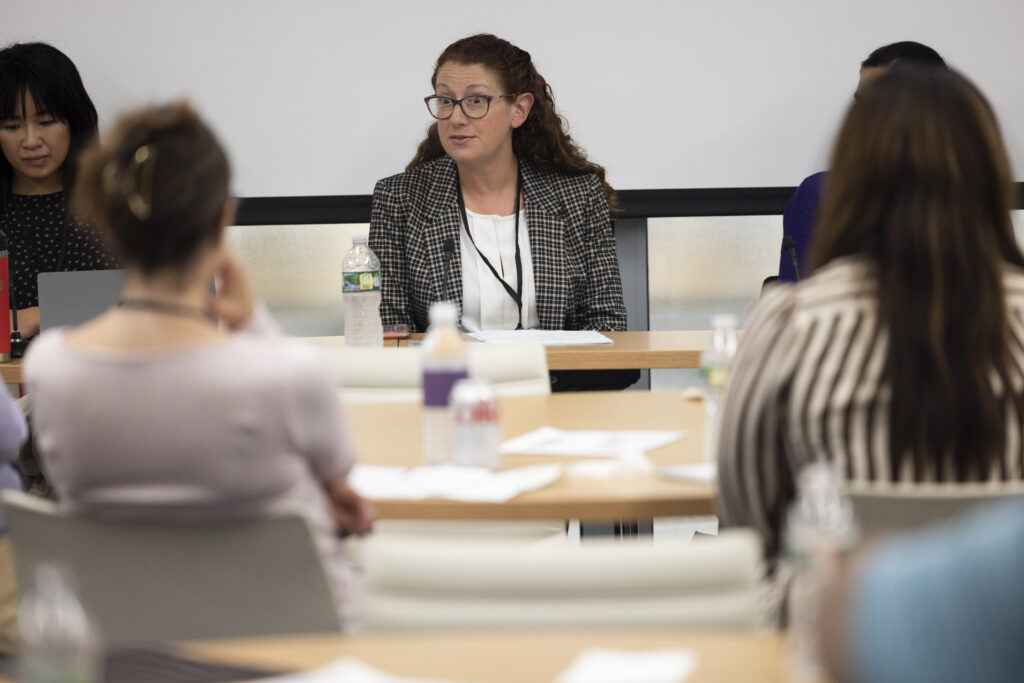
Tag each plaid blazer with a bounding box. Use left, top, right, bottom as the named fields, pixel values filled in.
left=369, top=155, right=628, bottom=333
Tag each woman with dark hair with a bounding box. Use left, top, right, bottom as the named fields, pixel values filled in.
left=0, top=42, right=116, bottom=338
left=24, top=102, right=372, bottom=627
left=369, top=33, right=627, bottom=340
left=717, top=65, right=1024, bottom=558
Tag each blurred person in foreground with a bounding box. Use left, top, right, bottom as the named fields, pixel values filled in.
left=0, top=390, right=26, bottom=653
left=822, top=500, right=1024, bottom=682
left=717, top=64, right=1024, bottom=560
left=778, top=41, right=945, bottom=282
left=23, top=102, right=373, bottom=628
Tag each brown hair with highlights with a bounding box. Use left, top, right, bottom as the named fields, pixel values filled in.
left=74, top=101, right=230, bottom=276
left=408, top=33, right=617, bottom=210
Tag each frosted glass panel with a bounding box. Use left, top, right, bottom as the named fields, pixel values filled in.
left=648, top=215, right=782, bottom=330
left=647, top=215, right=782, bottom=390
left=226, top=223, right=370, bottom=336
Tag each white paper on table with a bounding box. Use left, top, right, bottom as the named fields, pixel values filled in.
left=554, top=648, right=699, bottom=683
left=248, top=656, right=460, bottom=682
left=659, top=463, right=717, bottom=483
left=469, top=329, right=612, bottom=345
left=348, top=464, right=562, bottom=502
left=500, top=427, right=684, bottom=457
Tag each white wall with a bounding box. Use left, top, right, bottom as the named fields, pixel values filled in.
left=6, top=0, right=1023, bottom=196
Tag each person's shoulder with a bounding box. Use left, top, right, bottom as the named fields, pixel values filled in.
left=375, top=155, right=454, bottom=195
left=521, top=161, right=602, bottom=211
left=798, top=171, right=827, bottom=194
left=791, top=256, right=877, bottom=314
left=23, top=329, right=67, bottom=378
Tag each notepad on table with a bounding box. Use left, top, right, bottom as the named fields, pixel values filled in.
left=469, top=330, right=612, bottom=345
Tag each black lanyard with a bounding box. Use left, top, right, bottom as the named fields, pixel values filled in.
left=455, top=166, right=524, bottom=330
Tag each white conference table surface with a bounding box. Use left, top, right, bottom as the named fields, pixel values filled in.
left=347, top=390, right=715, bottom=521
left=180, top=629, right=789, bottom=683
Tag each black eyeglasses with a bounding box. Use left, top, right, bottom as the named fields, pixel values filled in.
left=424, top=94, right=517, bottom=120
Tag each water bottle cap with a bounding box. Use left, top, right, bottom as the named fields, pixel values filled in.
left=352, top=234, right=368, bottom=246
left=429, top=301, right=458, bottom=325
left=711, top=314, right=738, bottom=330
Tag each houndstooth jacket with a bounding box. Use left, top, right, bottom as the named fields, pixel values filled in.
left=369, top=155, right=628, bottom=333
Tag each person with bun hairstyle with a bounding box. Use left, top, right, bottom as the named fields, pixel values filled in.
left=370, top=34, right=628, bottom=340
left=717, top=65, right=1024, bottom=560
left=23, top=102, right=372, bottom=626
left=0, top=42, right=117, bottom=338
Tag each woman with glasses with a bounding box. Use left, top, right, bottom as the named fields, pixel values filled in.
left=369, top=33, right=627, bottom=339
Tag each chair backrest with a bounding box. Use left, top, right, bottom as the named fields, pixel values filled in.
left=360, top=529, right=764, bottom=631
left=845, top=482, right=1024, bottom=534
left=317, top=346, right=423, bottom=404
left=2, top=491, right=341, bottom=644
left=466, top=343, right=550, bottom=397
left=316, top=343, right=550, bottom=404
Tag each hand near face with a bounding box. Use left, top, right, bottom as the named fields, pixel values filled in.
left=206, top=250, right=255, bottom=331
left=326, top=476, right=375, bottom=537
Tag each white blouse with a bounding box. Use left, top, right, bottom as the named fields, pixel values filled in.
left=459, top=208, right=539, bottom=332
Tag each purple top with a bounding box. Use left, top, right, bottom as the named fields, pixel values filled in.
left=778, top=172, right=826, bottom=282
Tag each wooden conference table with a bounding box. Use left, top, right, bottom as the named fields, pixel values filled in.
left=180, top=629, right=788, bottom=683
left=0, top=330, right=709, bottom=384
left=348, top=390, right=715, bottom=520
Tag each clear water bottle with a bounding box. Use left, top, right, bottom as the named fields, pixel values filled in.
left=342, top=234, right=383, bottom=347
left=18, top=564, right=103, bottom=683
left=700, top=313, right=738, bottom=461
left=784, top=463, right=858, bottom=681
left=422, top=301, right=468, bottom=465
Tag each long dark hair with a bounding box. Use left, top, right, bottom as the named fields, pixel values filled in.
left=810, top=65, right=1023, bottom=480
left=0, top=42, right=98, bottom=207
left=408, top=33, right=617, bottom=210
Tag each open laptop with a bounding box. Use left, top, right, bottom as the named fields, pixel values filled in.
left=37, top=269, right=123, bottom=333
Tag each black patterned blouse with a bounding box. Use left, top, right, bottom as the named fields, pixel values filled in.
left=1, top=191, right=118, bottom=309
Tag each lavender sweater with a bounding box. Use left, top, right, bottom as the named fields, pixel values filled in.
left=23, top=307, right=358, bottom=624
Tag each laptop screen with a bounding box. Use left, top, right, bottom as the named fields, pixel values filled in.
left=37, top=269, right=124, bottom=333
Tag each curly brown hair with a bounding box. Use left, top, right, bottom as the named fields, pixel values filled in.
left=407, top=33, right=617, bottom=211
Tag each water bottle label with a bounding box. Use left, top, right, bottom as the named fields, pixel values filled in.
left=704, top=365, right=729, bottom=391
left=343, top=270, right=380, bottom=293
left=423, top=368, right=469, bottom=407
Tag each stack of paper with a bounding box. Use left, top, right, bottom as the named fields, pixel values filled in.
left=252, top=657, right=454, bottom=682
left=499, top=427, right=684, bottom=457
left=469, top=330, right=612, bottom=345
left=554, top=648, right=699, bottom=683
left=659, top=463, right=717, bottom=483
left=348, top=463, right=562, bottom=502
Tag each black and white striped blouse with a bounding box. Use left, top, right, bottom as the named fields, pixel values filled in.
left=716, top=256, right=1024, bottom=555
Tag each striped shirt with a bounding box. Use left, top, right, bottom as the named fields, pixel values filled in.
left=716, top=256, right=1024, bottom=555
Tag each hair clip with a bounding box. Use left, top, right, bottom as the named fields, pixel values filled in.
left=125, top=144, right=156, bottom=220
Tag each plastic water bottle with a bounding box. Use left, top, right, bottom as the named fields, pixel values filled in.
left=700, top=313, right=738, bottom=461
left=342, top=235, right=383, bottom=347
left=422, top=301, right=468, bottom=465
left=784, top=463, right=858, bottom=681
left=18, top=564, right=103, bottom=683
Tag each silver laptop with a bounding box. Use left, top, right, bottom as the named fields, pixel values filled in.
left=37, top=269, right=123, bottom=333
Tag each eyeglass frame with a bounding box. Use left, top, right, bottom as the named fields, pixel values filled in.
left=423, top=94, right=519, bottom=120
